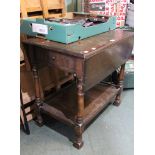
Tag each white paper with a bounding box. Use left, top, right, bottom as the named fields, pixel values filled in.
left=32, top=23, right=48, bottom=34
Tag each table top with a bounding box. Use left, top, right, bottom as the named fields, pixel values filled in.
left=23, top=29, right=134, bottom=59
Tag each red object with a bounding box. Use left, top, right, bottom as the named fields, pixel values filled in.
left=121, top=16, right=125, bottom=20
left=105, top=12, right=109, bottom=15
left=116, top=22, right=120, bottom=26
left=117, top=16, right=120, bottom=20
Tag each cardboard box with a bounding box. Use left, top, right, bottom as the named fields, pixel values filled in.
left=20, top=104, right=35, bottom=122
left=20, top=63, right=36, bottom=104
left=20, top=48, right=24, bottom=62
left=86, top=0, right=128, bottom=27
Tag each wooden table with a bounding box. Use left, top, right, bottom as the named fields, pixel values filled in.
left=23, top=29, right=134, bottom=149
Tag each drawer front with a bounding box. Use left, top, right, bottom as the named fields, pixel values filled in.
left=48, top=52, right=75, bottom=72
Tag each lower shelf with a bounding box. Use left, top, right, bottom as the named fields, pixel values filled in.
left=41, top=83, right=119, bottom=127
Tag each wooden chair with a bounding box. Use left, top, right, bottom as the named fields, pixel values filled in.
left=20, top=87, right=30, bottom=135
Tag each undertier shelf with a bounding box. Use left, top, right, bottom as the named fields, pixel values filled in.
left=41, top=83, right=119, bottom=127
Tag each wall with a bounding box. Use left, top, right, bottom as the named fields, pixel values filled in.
left=66, top=0, right=84, bottom=12
left=66, top=0, right=74, bottom=12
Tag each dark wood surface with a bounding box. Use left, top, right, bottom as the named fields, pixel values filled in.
left=23, top=29, right=133, bottom=59
left=22, top=29, right=134, bottom=149
left=41, top=83, right=119, bottom=126
left=23, top=30, right=133, bottom=91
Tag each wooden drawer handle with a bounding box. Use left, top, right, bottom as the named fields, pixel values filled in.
left=52, top=56, right=56, bottom=60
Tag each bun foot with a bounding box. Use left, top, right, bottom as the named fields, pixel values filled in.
left=73, top=141, right=84, bottom=149
left=113, top=99, right=121, bottom=106
left=34, top=118, right=44, bottom=127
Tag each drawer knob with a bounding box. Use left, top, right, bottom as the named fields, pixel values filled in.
left=52, top=56, right=56, bottom=60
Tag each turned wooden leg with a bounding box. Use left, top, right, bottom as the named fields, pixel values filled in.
left=32, top=66, right=44, bottom=126
left=114, top=64, right=125, bottom=106
left=73, top=78, right=84, bottom=149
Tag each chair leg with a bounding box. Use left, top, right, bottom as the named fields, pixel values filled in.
left=20, top=116, right=30, bottom=135
left=20, top=88, right=30, bottom=135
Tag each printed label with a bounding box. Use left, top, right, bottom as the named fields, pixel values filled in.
left=32, top=23, right=48, bottom=34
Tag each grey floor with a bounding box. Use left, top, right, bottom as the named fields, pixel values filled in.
left=20, top=90, right=134, bottom=155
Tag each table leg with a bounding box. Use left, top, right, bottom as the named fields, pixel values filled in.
left=32, top=66, right=44, bottom=126
left=114, top=64, right=125, bottom=106
left=73, top=78, right=84, bottom=149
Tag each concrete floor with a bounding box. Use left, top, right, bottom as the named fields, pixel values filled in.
left=20, top=90, right=134, bottom=155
